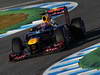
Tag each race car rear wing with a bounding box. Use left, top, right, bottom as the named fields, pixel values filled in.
left=47, top=6, right=70, bottom=26
left=47, top=7, right=68, bottom=16
left=41, top=6, right=70, bottom=26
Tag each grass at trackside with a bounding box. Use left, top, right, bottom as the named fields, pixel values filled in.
left=0, top=13, right=28, bottom=30
left=79, top=47, right=100, bottom=70
left=0, top=0, right=67, bottom=34
left=0, top=8, right=47, bottom=34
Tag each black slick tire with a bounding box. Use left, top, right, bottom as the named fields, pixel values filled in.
left=70, top=17, right=86, bottom=40
left=12, top=37, right=24, bottom=55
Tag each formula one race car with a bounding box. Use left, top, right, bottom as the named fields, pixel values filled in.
left=9, top=7, right=86, bottom=61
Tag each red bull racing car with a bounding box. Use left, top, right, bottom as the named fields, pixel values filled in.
left=9, top=7, right=86, bottom=61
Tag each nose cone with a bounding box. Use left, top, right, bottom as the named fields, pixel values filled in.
left=28, top=38, right=39, bottom=45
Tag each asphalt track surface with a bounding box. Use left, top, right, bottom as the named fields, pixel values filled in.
left=0, top=0, right=100, bottom=75
left=0, top=0, right=35, bottom=8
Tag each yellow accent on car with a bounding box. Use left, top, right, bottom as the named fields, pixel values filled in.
left=28, top=38, right=39, bottom=45
left=30, top=28, right=33, bottom=31
left=42, top=15, right=50, bottom=23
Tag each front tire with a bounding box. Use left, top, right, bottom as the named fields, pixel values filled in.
left=12, top=37, right=24, bottom=55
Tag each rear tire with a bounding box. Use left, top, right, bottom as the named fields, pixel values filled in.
left=70, top=17, right=86, bottom=40
left=12, top=37, right=24, bottom=55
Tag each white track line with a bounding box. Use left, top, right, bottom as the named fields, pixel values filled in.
left=54, top=57, right=82, bottom=66
left=78, top=69, right=100, bottom=75
left=57, top=68, right=83, bottom=75
left=48, top=63, right=79, bottom=74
